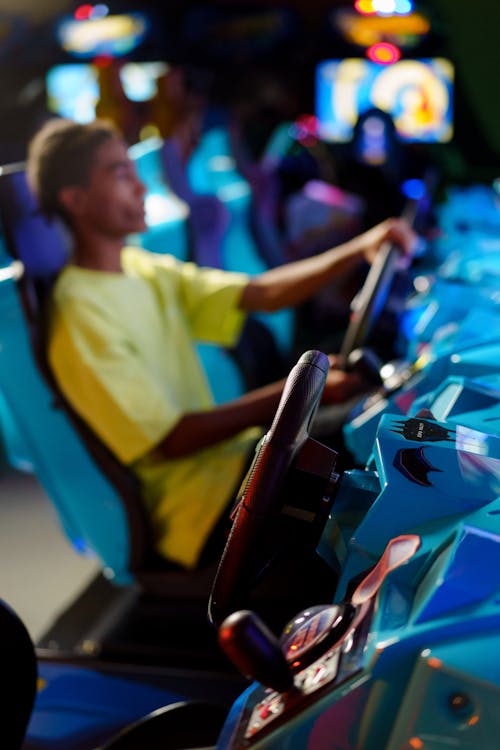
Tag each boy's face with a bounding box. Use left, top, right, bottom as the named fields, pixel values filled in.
left=70, top=135, right=147, bottom=238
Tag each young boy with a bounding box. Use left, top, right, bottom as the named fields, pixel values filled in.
left=26, top=118, right=416, bottom=569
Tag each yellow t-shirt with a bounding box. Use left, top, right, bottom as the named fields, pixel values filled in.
left=48, top=247, right=261, bottom=568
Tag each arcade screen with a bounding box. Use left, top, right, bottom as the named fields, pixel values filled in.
left=46, top=61, right=168, bottom=123
left=315, top=58, right=454, bottom=143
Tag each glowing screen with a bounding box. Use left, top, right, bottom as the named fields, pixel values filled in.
left=120, top=62, right=168, bottom=102
left=315, top=58, right=454, bottom=143
left=57, top=13, right=148, bottom=58
left=46, top=64, right=99, bottom=123
left=46, top=62, right=168, bottom=123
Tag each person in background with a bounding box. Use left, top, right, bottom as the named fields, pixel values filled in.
left=26, top=117, right=417, bottom=570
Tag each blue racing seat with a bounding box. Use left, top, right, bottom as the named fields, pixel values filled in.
left=128, top=138, right=191, bottom=262
left=0, top=163, right=217, bottom=594
left=130, top=135, right=231, bottom=270
left=185, top=124, right=295, bottom=359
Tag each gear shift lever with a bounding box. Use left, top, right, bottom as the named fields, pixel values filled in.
left=218, top=610, right=294, bottom=693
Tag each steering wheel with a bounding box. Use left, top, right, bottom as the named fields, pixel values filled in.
left=339, top=240, right=402, bottom=362
left=208, top=350, right=338, bottom=627
left=339, top=199, right=420, bottom=364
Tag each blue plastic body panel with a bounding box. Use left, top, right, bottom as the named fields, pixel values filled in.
left=217, top=413, right=500, bottom=749
left=344, top=284, right=500, bottom=465
left=344, top=181, right=500, bottom=466
left=345, top=340, right=500, bottom=466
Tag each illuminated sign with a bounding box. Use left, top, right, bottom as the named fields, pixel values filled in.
left=316, top=58, right=454, bottom=144
left=57, top=12, right=148, bottom=58
left=333, top=9, right=430, bottom=48
left=46, top=61, right=168, bottom=122
left=355, top=0, right=414, bottom=14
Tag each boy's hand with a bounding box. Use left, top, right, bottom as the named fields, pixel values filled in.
left=321, top=365, right=373, bottom=405
left=358, top=218, right=419, bottom=268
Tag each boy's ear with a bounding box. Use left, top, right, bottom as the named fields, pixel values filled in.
left=58, top=185, right=88, bottom=218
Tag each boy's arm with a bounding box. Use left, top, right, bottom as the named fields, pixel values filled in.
left=239, top=218, right=417, bottom=313
left=154, top=367, right=369, bottom=459
left=155, top=219, right=416, bottom=460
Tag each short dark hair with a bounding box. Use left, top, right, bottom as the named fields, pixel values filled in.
left=27, top=118, right=120, bottom=221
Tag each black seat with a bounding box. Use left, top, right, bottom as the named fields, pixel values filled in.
left=0, top=598, right=37, bottom=749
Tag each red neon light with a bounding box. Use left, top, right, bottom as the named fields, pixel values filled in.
left=74, top=4, right=94, bottom=21
left=367, top=42, right=401, bottom=64
left=93, top=55, right=113, bottom=67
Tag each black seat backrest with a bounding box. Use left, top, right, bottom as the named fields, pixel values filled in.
left=0, top=598, right=37, bottom=748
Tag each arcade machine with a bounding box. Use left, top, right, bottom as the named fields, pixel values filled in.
left=208, top=350, right=500, bottom=750
left=3, top=4, right=500, bottom=747
left=309, top=42, right=500, bottom=465
left=342, top=181, right=500, bottom=465
left=6, top=347, right=500, bottom=749
left=198, top=38, right=500, bottom=746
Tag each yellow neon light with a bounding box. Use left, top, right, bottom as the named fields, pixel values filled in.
left=336, top=10, right=430, bottom=47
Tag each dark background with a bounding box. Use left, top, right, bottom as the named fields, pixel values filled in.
left=0, top=0, right=498, bottom=180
